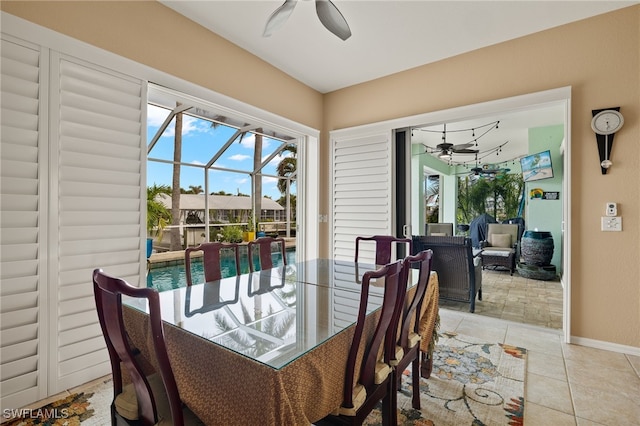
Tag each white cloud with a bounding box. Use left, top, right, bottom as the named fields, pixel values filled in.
left=229, top=154, right=251, bottom=161
left=237, top=133, right=274, bottom=150
left=147, top=104, right=212, bottom=138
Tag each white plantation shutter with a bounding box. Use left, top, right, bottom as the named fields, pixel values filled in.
left=0, top=38, right=47, bottom=409
left=330, top=132, right=391, bottom=330
left=332, top=132, right=392, bottom=263
left=50, top=55, right=145, bottom=391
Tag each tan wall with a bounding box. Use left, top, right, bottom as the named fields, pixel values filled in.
left=0, top=0, right=323, bottom=131
left=323, top=6, right=640, bottom=347
left=3, top=1, right=638, bottom=347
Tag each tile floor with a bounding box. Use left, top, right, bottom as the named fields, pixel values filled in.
left=440, top=308, right=640, bottom=425
left=440, top=268, right=564, bottom=329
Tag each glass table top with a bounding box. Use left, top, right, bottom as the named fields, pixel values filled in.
left=123, top=259, right=420, bottom=370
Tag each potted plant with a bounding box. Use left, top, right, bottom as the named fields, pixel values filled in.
left=147, top=184, right=172, bottom=258
left=243, top=217, right=256, bottom=242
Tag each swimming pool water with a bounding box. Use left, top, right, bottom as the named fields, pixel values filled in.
left=147, top=249, right=296, bottom=292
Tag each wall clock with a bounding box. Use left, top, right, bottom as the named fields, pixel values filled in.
left=591, top=109, right=624, bottom=135
left=591, top=108, right=623, bottom=174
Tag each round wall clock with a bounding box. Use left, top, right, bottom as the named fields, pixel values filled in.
left=591, top=109, right=624, bottom=135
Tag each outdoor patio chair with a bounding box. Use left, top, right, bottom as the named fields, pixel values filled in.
left=92, top=269, right=203, bottom=426
left=481, top=223, right=520, bottom=275
left=426, top=223, right=454, bottom=236
left=412, top=235, right=482, bottom=312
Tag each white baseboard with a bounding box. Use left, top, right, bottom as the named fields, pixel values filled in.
left=570, top=335, right=640, bottom=357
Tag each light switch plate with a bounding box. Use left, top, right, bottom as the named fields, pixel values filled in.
left=601, top=216, right=622, bottom=231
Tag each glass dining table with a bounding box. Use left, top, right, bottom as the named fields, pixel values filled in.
left=122, top=258, right=437, bottom=425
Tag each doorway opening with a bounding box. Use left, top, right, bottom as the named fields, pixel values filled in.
left=403, top=88, right=571, bottom=339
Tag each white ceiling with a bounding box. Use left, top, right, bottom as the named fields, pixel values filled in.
left=159, top=0, right=635, bottom=94
left=159, top=0, right=635, bottom=165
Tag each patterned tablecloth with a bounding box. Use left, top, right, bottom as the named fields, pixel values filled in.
left=123, top=269, right=439, bottom=425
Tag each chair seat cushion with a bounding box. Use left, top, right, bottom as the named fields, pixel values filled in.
left=115, top=373, right=202, bottom=425
left=338, top=384, right=367, bottom=416
left=115, top=382, right=140, bottom=420
left=407, top=332, right=421, bottom=348
left=390, top=345, right=405, bottom=366
left=374, top=361, right=391, bottom=384
left=482, top=248, right=514, bottom=256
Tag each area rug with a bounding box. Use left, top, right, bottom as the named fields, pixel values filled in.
left=365, top=331, right=527, bottom=426
left=2, top=378, right=112, bottom=426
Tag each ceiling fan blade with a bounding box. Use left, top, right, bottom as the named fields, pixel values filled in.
left=315, top=0, right=352, bottom=40
left=451, top=148, right=479, bottom=154
left=452, top=142, right=474, bottom=150
left=263, top=0, right=298, bottom=37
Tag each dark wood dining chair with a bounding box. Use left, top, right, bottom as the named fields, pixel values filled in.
left=317, top=260, right=404, bottom=426
left=390, top=249, right=433, bottom=410
left=92, top=269, right=203, bottom=426
left=247, top=236, right=287, bottom=272
left=184, top=242, right=240, bottom=285
left=354, top=235, right=412, bottom=265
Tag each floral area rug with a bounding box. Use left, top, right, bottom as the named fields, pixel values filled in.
left=3, top=378, right=112, bottom=426
left=364, top=331, right=527, bottom=426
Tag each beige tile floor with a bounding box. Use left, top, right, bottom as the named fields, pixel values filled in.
left=440, top=294, right=640, bottom=425
left=440, top=268, right=564, bottom=329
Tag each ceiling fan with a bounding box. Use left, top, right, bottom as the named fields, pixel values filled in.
left=468, top=164, right=511, bottom=177
left=455, top=150, right=512, bottom=180
left=422, top=123, right=479, bottom=159
left=263, top=0, right=352, bottom=41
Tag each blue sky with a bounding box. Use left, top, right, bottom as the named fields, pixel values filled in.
left=146, top=105, right=294, bottom=199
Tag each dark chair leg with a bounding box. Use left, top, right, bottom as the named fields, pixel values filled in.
left=411, top=356, right=421, bottom=409
left=421, top=352, right=433, bottom=379
left=381, top=383, right=396, bottom=426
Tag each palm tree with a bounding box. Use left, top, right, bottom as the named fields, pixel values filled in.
left=170, top=104, right=183, bottom=251
left=147, top=184, right=172, bottom=239
left=276, top=144, right=297, bottom=194
left=184, top=185, right=203, bottom=194
left=457, top=173, right=523, bottom=222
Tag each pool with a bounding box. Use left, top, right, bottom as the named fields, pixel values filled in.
left=147, top=248, right=296, bottom=292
